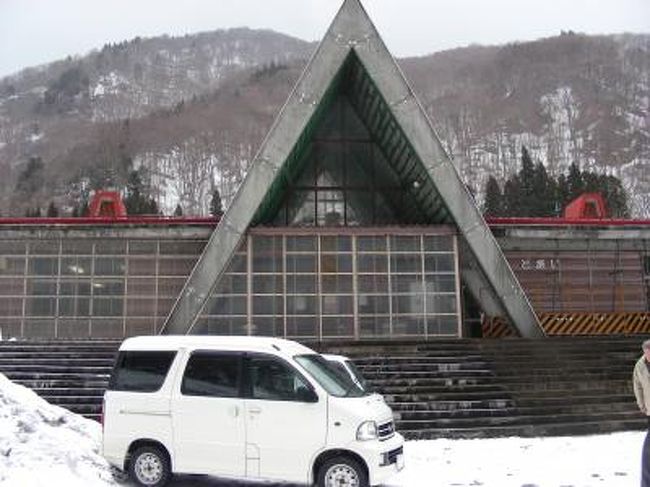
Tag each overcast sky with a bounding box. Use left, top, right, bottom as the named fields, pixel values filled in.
left=1, top=0, right=649, bottom=78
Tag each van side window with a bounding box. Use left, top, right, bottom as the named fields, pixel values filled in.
left=109, top=351, right=176, bottom=392
left=248, top=356, right=311, bottom=402
left=181, top=353, right=240, bottom=398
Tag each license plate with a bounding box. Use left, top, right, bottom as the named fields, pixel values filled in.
left=396, top=453, right=405, bottom=470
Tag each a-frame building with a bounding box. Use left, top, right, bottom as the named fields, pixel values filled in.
left=161, top=0, right=544, bottom=339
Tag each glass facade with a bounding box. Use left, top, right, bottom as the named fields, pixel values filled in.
left=194, top=230, right=461, bottom=339
left=0, top=226, right=461, bottom=340
left=0, top=234, right=205, bottom=339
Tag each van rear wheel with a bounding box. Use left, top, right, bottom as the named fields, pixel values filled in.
left=317, top=456, right=368, bottom=487
left=129, top=445, right=171, bottom=487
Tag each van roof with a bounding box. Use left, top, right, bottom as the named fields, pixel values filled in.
left=118, top=335, right=315, bottom=357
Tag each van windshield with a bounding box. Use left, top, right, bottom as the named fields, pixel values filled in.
left=294, top=354, right=367, bottom=398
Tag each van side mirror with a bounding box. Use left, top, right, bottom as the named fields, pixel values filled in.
left=296, top=387, right=318, bottom=403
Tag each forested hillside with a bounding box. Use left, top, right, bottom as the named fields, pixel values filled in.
left=0, top=29, right=647, bottom=217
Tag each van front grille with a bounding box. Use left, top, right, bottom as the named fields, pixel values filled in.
left=378, top=420, right=395, bottom=440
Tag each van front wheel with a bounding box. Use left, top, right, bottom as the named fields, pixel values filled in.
left=129, top=445, right=171, bottom=487
left=317, top=456, right=368, bottom=487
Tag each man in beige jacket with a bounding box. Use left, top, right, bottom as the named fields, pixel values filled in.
left=633, top=339, right=650, bottom=487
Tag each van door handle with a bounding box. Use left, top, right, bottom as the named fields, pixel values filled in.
left=248, top=407, right=262, bottom=415
left=230, top=406, right=240, bottom=418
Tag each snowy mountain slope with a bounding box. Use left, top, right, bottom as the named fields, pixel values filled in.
left=0, top=31, right=647, bottom=216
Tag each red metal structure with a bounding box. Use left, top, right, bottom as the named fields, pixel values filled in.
left=563, top=193, right=608, bottom=220
left=87, top=191, right=128, bottom=217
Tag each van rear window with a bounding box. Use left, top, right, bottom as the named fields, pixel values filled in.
left=109, top=351, right=176, bottom=392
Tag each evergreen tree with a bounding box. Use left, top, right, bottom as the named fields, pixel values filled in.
left=123, top=169, right=158, bottom=215
left=518, top=146, right=536, bottom=216
left=46, top=201, right=59, bottom=217
left=16, top=157, right=45, bottom=195
left=209, top=189, right=224, bottom=217
left=566, top=162, right=584, bottom=203
left=531, top=162, right=556, bottom=217
left=483, top=176, right=504, bottom=217
left=174, top=204, right=183, bottom=217
left=503, top=179, right=520, bottom=216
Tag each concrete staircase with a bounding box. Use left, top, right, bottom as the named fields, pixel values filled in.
left=320, top=336, right=647, bottom=439
left=0, top=341, right=118, bottom=422
left=0, top=336, right=645, bottom=439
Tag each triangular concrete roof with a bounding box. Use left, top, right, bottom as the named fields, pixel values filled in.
left=161, top=0, right=544, bottom=338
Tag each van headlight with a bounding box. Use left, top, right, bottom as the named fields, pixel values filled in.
left=356, top=421, right=378, bottom=441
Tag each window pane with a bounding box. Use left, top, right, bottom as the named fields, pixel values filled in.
left=321, top=274, right=353, bottom=294
left=128, top=258, right=156, bottom=276
left=424, top=254, right=455, bottom=273
left=424, top=236, right=453, bottom=252
left=392, top=294, right=424, bottom=314
left=0, top=241, right=26, bottom=254
left=92, top=297, right=124, bottom=316
left=357, top=236, right=386, bottom=252
left=286, top=236, right=316, bottom=252
left=359, top=316, right=390, bottom=337
left=391, top=254, right=421, bottom=273
left=28, top=258, right=58, bottom=276
left=252, top=274, right=282, bottom=294
left=26, top=279, right=56, bottom=295
left=62, top=241, right=93, bottom=254
left=0, top=278, right=24, bottom=295
left=58, top=297, right=90, bottom=317
left=425, top=275, right=456, bottom=293
left=182, top=353, right=240, bottom=398
left=61, top=257, right=91, bottom=276
left=288, top=191, right=315, bottom=226
left=286, top=315, right=318, bottom=337
left=357, top=274, right=388, bottom=293
left=286, top=255, right=317, bottom=273
left=391, top=236, right=420, bottom=252
left=391, top=274, right=423, bottom=293
left=426, top=295, right=457, bottom=314
left=215, top=274, right=248, bottom=294
left=321, top=236, right=351, bottom=252
left=321, top=295, right=353, bottom=315
left=92, top=280, right=124, bottom=296
left=358, top=294, right=390, bottom=315
left=0, top=297, right=23, bottom=316
left=158, top=278, right=184, bottom=296
left=95, top=241, right=126, bottom=255
left=29, top=241, right=59, bottom=255
left=159, top=241, right=204, bottom=255
left=286, top=274, right=317, bottom=294
left=249, top=356, right=311, bottom=402
left=320, top=254, right=352, bottom=273
left=95, top=257, right=125, bottom=276
left=60, top=280, right=91, bottom=296
left=126, top=298, right=156, bottom=316
left=357, top=254, right=387, bottom=273
left=127, top=278, right=156, bottom=296
left=25, top=297, right=56, bottom=316
left=252, top=295, right=283, bottom=315
left=109, top=351, right=176, bottom=392
left=322, top=316, right=354, bottom=337
left=286, top=296, right=317, bottom=315
left=128, top=241, right=157, bottom=255
left=158, top=258, right=196, bottom=276
left=0, top=257, right=25, bottom=276
left=207, top=296, right=247, bottom=316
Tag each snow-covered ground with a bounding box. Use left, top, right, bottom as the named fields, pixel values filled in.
left=0, top=372, right=644, bottom=486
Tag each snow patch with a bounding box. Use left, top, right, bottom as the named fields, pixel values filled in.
left=0, top=373, right=117, bottom=486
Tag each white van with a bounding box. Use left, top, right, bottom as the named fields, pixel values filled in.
left=102, top=336, right=404, bottom=487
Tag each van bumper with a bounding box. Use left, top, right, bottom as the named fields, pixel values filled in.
left=357, top=432, right=405, bottom=486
